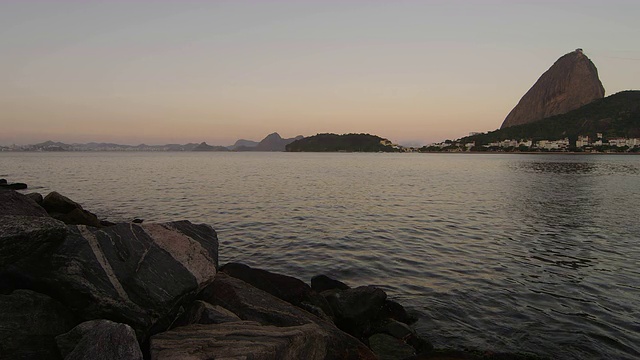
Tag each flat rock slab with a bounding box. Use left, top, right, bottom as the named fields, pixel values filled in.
left=151, top=322, right=327, bottom=360
left=0, top=289, right=78, bottom=360
left=56, top=319, right=142, bottom=360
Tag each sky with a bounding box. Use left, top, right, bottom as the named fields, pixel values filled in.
left=1, top=1, right=639, bottom=146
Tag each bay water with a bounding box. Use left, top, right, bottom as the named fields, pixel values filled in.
left=1, top=152, right=639, bottom=359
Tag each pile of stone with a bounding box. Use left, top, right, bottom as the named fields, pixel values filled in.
left=1, top=189, right=543, bottom=360
left=0, top=190, right=427, bottom=360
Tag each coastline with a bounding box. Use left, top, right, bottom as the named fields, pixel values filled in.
left=0, top=187, right=547, bottom=360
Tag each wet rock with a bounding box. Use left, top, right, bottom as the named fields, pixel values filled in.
left=380, top=299, right=418, bottom=325
left=377, top=319, right=415, bottom=340
left=0, top=190, right=48, bottom=217
left=56, top=319, right=142, bottom=360
left=25, top=192, right=44, bottom=205
left=0, top=182, right=28, bottom=190
left=368, top=333, right=416, bottom=360
left=311, top=274, right=351, bottom=292
left=0, top=178, right=6, bottom=184
left=198, top=273, right=376, bottom=359
left=0, top=289, right=78, bottom=360
left=151, top=321, right=327, bottom=360
left=42, top=192, right=102, bottom=227
left=220, top=262, right=333, bottom=319
left=2, top=220, right=218, bottom=340
left=173, top=300, right=241, bottom=327
left=323, top=285, right=387, bottom=339
left=0, top=215, right=67, bottom=269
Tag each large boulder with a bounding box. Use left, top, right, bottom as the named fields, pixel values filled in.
left=0, top=215, right=67, bottom=270
left=220, top=262, right=333, bottom=320
left=500, top=49, right=605, bottom=129
left=2, top=220, right=218, bottom=339
left=41, top=192, right=102, bottom=227
left=198, top=273, right=376, bottom=359
left=311, top=274, right=351, bottom=292
left=151, top=321, right=327, bottom=360
left=56, top=319, right=142, bottom=360
left=0, top=289, right=78, bottom=360
left=323, top=286, right=387, bottom=339
left=0, top=190, right=48, bottom=217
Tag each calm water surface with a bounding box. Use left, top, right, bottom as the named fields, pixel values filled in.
left=2, top=152, right=639, bottom=359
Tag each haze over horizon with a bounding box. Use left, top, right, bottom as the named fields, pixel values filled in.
left=2, top=1, right=639, bottom=147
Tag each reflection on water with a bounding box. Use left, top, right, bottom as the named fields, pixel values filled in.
left=1, top=152, right=640, bottom=360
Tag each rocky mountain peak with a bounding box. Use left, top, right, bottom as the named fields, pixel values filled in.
left=500, top=49, right=605, bottom=129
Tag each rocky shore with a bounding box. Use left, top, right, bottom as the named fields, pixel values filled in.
left=0, top=185, right=543, bottom=360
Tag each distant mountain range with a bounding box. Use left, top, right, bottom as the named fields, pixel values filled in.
left=4, top=132, right=304, bottom=152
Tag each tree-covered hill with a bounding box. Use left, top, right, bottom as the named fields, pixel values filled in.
left=462, top=91, right=640, bottom=145
left=285, top=133, right=400, bottom=152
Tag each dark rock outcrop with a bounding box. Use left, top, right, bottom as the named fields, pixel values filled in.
left=0, top=182, right=28, bottom=190
left=0, top=215, right=67, bottom=269
left=197, top=273, right=377, bottom=359
left=2, top=220, right=218, bottom=339
left=312, top=274, right=351, bottom=292
left=0, top=190, right=48, bottom=217
left=0, top=289, right=78, bottom=360
left=220, top=262, right=333, bottom=320
left=151, top=321, right=327, bottom=360
left=25, top=192, right=44, bottom=205
left=500, top=49, right=605, bottom=129
left=56, top=320, right=142, bottom=360
left=41, top=192, right=102, bottom=227
left=173, top=300, right=241, bottom=327
left=323, top=285, right=388, bottom=339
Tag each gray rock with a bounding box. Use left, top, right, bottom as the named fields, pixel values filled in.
left=0, top=183, right=28, bottom=190
left=311, top=274, right=350, bottom=292
left=368, top=333, right=416, bottom=360
left=151, top=322, right=326, bottom=360
left=25, top=192, right=44, bottom=205
left=377, top=319, right=414, bottom=340
left=174, top=300, right=241, bottom=327
left=324, top=286, right=387, bottom=338
left=2, top=220, right=218, bottom=339
left=198, top=273, right=376, bottom=360
left=42, top=192, right=102, bottom=227
left=56, top=319, right=142, bottom=360
left=0, top=190, right=48, bottom=217
left=0, top=215, right=67, bottom=269
left=220, top=262, right=333, bottom=319
left=0, top=289, right=78, bottom=360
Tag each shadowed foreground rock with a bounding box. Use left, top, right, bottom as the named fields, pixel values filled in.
left=0, top=289, right=78, bottom=360
left=220, top=262, right=334, bottom=320
left=0, top=215, right=67, bottom=269
left=42, top=191, right=103, bottom=227
left=2, top=220, right=219, bottom=340
left=197, top=273, right=377, bottom=359
left=0, top=190, right=49, bottom=217
left=151, top=321, right=327, bottom=360
left=56, top=319, right=142, bottom=360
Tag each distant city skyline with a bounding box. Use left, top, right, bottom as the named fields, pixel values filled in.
left=2, top=1, right=639, bottom=146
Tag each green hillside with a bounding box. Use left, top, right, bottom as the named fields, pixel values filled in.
left=285, top=133, right=400, bottom=152
left=462, top=91, right=640, bottom=145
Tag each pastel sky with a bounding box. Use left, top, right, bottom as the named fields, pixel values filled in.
left=2, top=1, right=639, bottom=146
